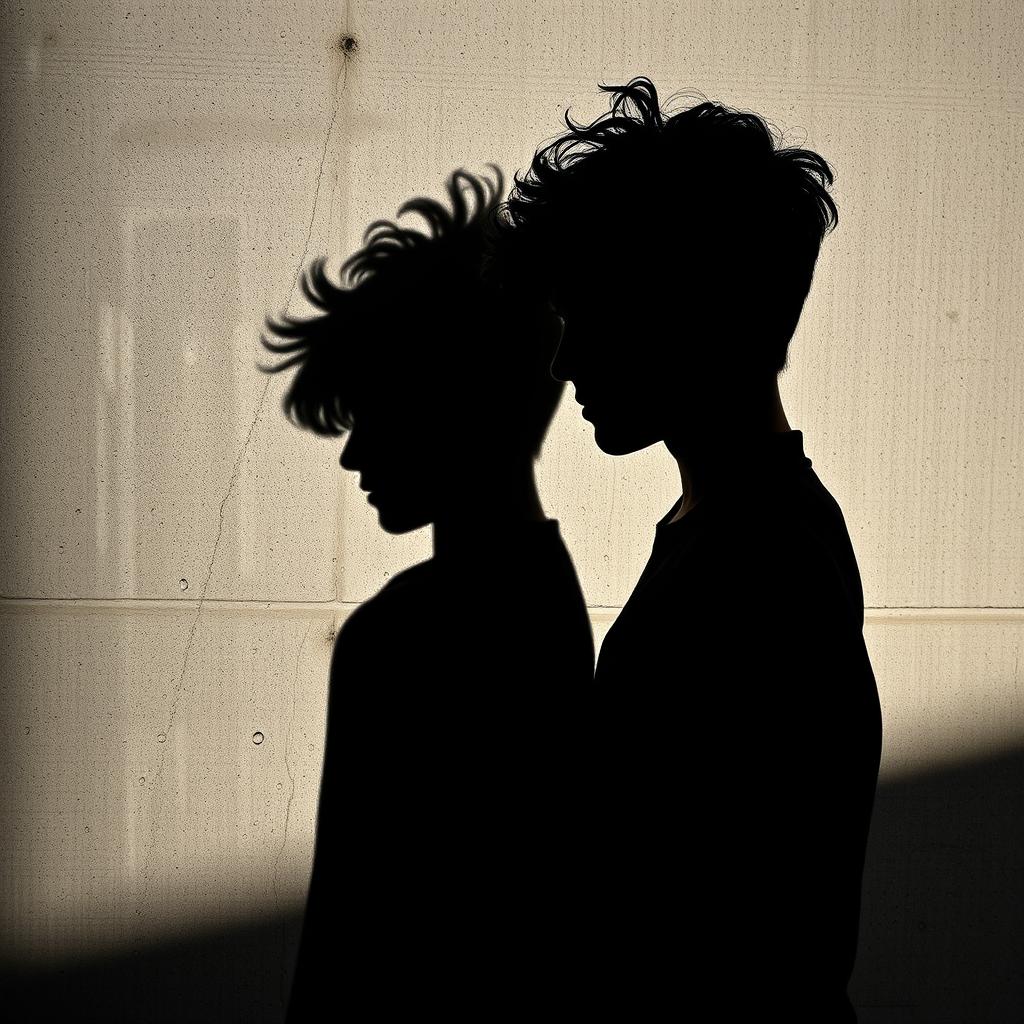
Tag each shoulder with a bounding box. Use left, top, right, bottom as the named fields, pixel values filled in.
left=329, top=561, right=437, bottom=670
left=665, top=510, right=851, bottom=644
left=347, top=560, right=436, bottom=619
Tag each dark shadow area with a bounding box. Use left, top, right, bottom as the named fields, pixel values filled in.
left=5, top=747, right=1022, bottom=1022
left=2, top=911, right=305, bottom=1023
left=850, top=746, right=1024, bottom=1024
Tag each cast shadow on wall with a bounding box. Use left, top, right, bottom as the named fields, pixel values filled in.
left=4, top=746, right=1023, bottom=1022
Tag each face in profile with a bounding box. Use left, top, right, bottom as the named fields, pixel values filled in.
left=338, top=399, right=440, bottom=534
left=549, top=279, right=678, bottom=456
left=547, top=248, right=738, bottom=455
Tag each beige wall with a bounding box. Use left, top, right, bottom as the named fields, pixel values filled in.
left=2, top=1, right=1022, bottom=1020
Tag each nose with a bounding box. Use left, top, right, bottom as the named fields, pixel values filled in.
left=339, top=430, right=360, bottom=472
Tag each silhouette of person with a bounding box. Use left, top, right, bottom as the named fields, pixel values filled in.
left=259, top=167, right=595, bottom=1019
left=492, top=78, right=883, bottom=1021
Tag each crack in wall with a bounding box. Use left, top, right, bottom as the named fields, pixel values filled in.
left=275, top=618, right=313, bottom=1009
left=274, top=619, right=312, bottom=904
left=139, top=23, right=353, bottom=899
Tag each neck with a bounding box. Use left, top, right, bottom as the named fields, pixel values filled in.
left=665, top=375, right=791, bottom=523
left=431, top=458, right=546, bottom=558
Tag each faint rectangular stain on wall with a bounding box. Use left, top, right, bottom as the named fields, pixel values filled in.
left=126, top=214, right=243, bottom=596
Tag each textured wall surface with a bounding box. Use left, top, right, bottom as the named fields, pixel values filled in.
left=1, top=1, right=1022, bottom=1021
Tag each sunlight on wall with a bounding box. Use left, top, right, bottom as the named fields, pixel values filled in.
left=2, top=1, right=1022, bottom=1021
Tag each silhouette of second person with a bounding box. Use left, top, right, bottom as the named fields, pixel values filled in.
left=260, top=167, right=594, bottom=1019
left=493, top=78, right=883, bottom=1022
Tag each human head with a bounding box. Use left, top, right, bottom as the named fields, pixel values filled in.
left=492, top=76, right=838, bottom=455
left=258, top=166, right=565, bottom=534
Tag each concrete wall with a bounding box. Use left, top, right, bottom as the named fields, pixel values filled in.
left=2, top=1, right=1022, bottom=1020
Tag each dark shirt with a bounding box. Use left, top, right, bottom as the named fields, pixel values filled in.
left=286, top=518, right=594, bottom=1020
left=583, top=429, right=882, bottom=1021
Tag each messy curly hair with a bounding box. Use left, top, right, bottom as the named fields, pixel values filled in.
left=257, top=165, right=564, bottom=458
left=493, top=76, right=839, bottom=375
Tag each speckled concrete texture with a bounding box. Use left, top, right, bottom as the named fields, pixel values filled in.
left=1, top=2, right=1022, bottom=1021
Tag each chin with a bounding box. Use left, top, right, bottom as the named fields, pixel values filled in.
left=592, top=421, right=662, bottom=456
left=374, top=503, right=431, bottom=535
left=376, top=512, right=430, bottom=535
